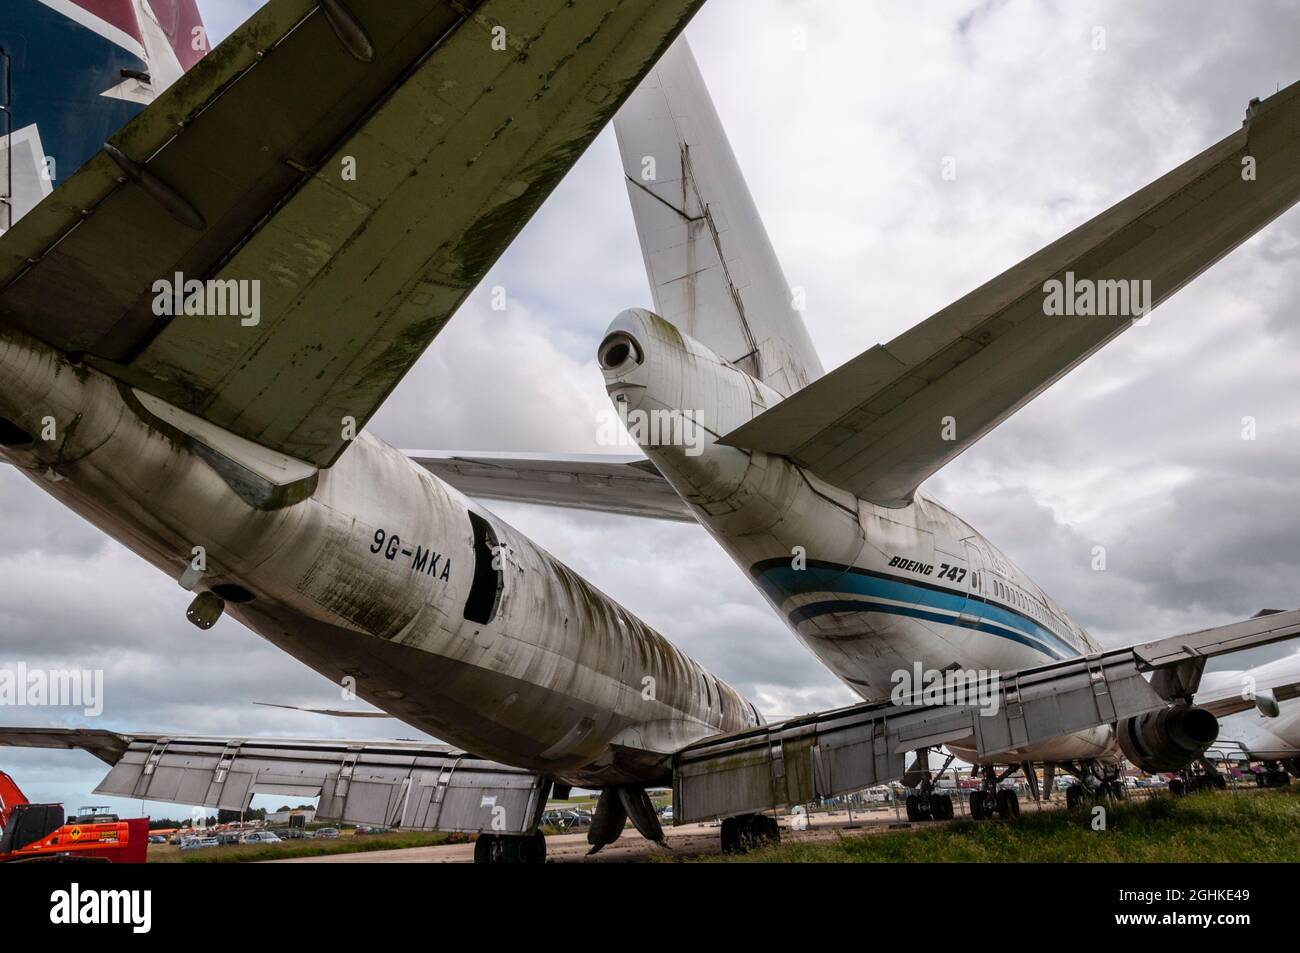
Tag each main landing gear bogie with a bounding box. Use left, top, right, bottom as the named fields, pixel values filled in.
left=1255, top=762, right=1292, bottom=788
left=905, top=792, right=955, bottom=821
left=720, top=813, right=781, bottom=853
left=969, top=787, right=1019, bottom=820
left=474, top=831, right=547, bottom=864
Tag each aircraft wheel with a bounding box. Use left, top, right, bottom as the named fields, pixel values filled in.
left=1169, top=778, right=1186, bottom=797
left=1065, top=784, right=1083, bottom=810
left=969, top=791, right=985, bottom=820
left=905, top=794, right=922, bottom=822
left=521, top=831, right=547, bottom=863
left=754, top=815, right=780, bottom=845
left=995, top=789, right=1019, bottom=818
left=1212, top=774, right=1227, bottom=791
left=473, top=832, right=544, bottom=863
left=721, top=815, right=757, bottom=853
left=1108, top=780, right=1127, bottom=800
left=933, top=794, right=954, bottom=820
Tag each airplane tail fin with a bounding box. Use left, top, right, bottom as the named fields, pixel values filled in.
left=613, top=36, right=823, bottom=398
left=0, top=0, right=207, bottom=231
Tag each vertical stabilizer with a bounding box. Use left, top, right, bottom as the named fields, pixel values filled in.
left=614, top=36, right=823, bottom=398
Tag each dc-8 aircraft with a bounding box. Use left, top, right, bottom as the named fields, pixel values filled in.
left=1, top=0, right=1300, bottom=861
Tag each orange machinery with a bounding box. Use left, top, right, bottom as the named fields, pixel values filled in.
left=0, top=769, right=148, bottom=864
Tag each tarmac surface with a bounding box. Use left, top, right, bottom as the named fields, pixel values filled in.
left=269, top=796, right=1064, bottom=863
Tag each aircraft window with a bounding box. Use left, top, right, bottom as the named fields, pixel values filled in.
left=464, top=512, right=504, bottom=625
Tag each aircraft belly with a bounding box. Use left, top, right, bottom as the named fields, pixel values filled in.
left=0, top=327, right=746, bottom=787
left=228, top=602, right=665, bottom=788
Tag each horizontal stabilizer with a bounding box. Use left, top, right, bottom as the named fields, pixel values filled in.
left=0, top=0, right=706, bottom=468
left=720, top=81, right=1300, bottom=506
left=407, top=450, right=694, bottom=522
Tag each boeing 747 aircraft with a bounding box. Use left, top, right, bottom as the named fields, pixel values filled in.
left=2, top=1, right=1300, bottom=862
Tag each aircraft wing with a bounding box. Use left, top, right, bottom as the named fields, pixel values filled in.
left=406, top=450, right=694, bottom=521
left=0, top=0, right=705, bottom=469
left=719, top=81, right=1300, bottom=506
left=671, top=609, right=1300, bottom=822
left=6, top=611, right=1300, bottom=828
left=0, top=729, right=550, bottom=834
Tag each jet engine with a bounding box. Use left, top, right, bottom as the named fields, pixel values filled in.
left=1116, top=704, right=1220, bottom=772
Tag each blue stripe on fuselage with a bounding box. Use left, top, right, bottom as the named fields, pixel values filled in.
left=751, top=560, right=1080, bottom=661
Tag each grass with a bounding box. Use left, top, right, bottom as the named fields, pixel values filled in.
left=685, top=788, right=1300, bottom=863
left=149, top=831, right=452, bottom=863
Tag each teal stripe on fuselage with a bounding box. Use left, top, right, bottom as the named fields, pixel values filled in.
left=752, top=562, right=1080, bottom=660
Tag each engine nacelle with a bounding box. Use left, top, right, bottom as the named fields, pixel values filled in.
left=1117, top=704, right=1220, bottom=773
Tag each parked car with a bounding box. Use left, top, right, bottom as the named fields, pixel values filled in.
left=238, top=831, right=281, bottom=844
left=179, top=836, right=220, bottom=850
left=314, top=827, right=340, bottom=838
left=147, top=835, right=167, bottom=844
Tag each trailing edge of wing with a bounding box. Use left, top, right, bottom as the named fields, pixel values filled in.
left=406, top=450, right=696, bottom=522
left=0, top=730, right=550, bottom=833
left=719, top=80, right=1300, bottom=506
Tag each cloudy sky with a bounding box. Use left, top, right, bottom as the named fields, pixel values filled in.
left=3, top=0, right=1300, bottom=816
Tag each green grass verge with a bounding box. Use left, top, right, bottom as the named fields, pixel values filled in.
left=684, top=788, right=1300, bottom=863
left=150, top=832, right=451, bottom=863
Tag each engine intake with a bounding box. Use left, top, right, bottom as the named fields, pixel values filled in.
left=1117, top=704, right=1219, bottom=773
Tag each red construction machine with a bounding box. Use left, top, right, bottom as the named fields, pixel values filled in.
left=0, top=769, right=148, bottom=863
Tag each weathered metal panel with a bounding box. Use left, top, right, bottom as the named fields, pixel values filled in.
left=89, top=735, right=547, bottom=834
left=672, top=611, right=1300, bottom=824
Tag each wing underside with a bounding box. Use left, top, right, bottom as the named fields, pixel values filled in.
left=0, top=0, right=706, bottom=468
left=0, top=729, right=549, bottom=834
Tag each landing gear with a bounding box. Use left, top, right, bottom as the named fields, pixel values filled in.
left=473, top=831, right=547, bottom=864
left=720, top=813, right=780, bottom=853
left=1170, top=758, right=1227, bottom=795
left=904, top=790, right=953, bottom=821
left=969, top=765, right=1020, bottom=820
left=1065, top=783, right=1084, bottom=810
left=901, top=748, right=956, bottom=821
left=1256, top=762, right=1292, bottom=788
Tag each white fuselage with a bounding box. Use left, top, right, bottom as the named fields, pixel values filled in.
left=601, top=308, right=1119, bottom=765
left=1200, top=655, right=1300, bottom=762
left=0, top=324, right=759, bottom=788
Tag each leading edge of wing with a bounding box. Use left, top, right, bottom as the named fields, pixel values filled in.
left=718, top=79, right=1300, bottom=507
